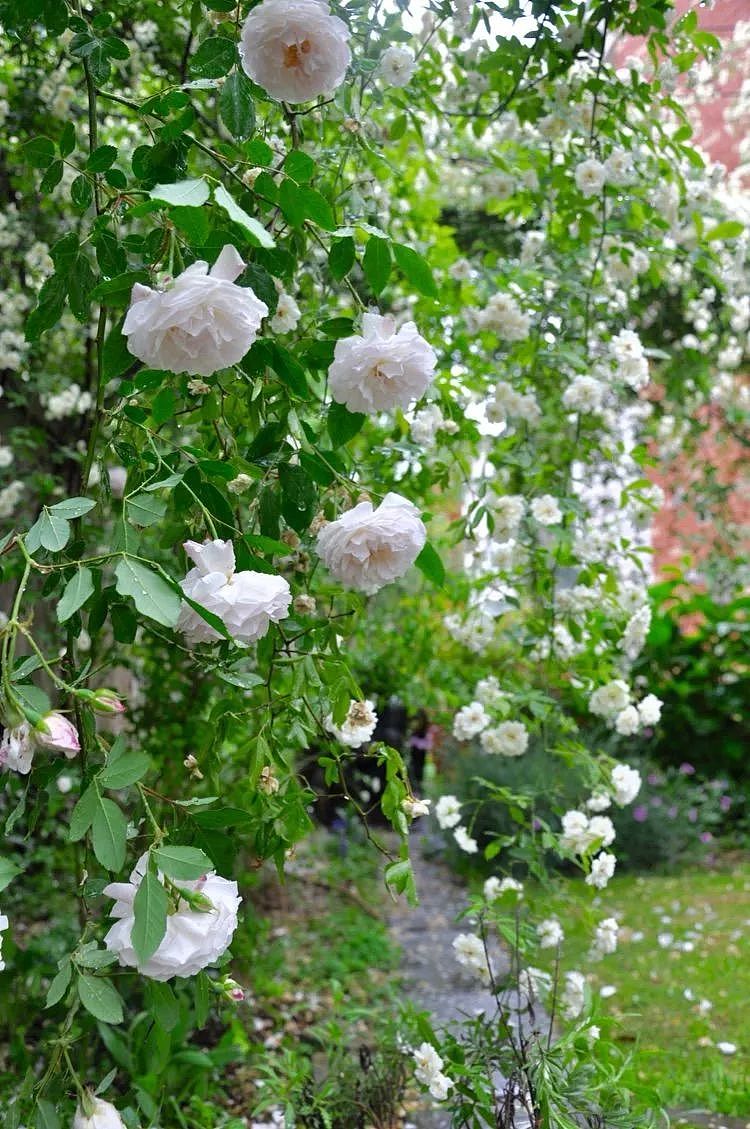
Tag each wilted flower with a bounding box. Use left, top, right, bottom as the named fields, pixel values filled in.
left=177, top=539, right=291, bottom=646
left=326, top=699, right=377, bottom=748
left=123, top=245, right=267, bottom=377
left=316, top=493, right=426, bottom=594
left=328, top=313, right=437, bottom=414
left=240, top=0, right=351, bottom=103
left=258, top=765, right=280, bottom=794
left=103, top=853, right=241, bottom=981
left=402, top=796, right=430, bottom=819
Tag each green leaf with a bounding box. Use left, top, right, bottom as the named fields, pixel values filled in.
left=71, top=174, right=93, bottom=212
left=126, top=492, right=167, bottom=527
left=99, top=752, right=150, bottom=790
left=40, top=160, right=64, bottom=194
left=86, top=144, right=118, bottom=172
left=190, top=35, right=236, bottom=79
left=49, top=497, right=96, bottom=518
left=57, top=568, right=95, bottom=623
left=24, top=136, right=56, bottom=168
left=59, top=121, right=76, bottom=157
left=131, top=869, right=168, bottom=964
left=362, top=236, right=391, bottom=295
left=0, top=857, right=21, bottom=893
left=329, top=237, right=355, bottom=280
left=68, top=784, right=99, bottom=842
left=150, top=178, right=210, bottom=207
left=148, top=980, right=180, bottom=1031
left=327, top=401, right=365, bottom=447
left=77, top=974, right=124, bottom=1024
left=25, top=273, right=67, bottom=341
left=26, top=509, right=71, bottom=554
left=279, top=463, right=317, bottom=534
left=283, top=150, right=315, bottom=182
left=114, top=557, right=181, bottom=628
left=279, top=181, right=334, bottom=230
left=153, top=845, right=212, bottom=879
left=35, top=1100, right=61, bottom=1129
left=213, top=184, right=275, bottom=248
left=393, top=243, right=438, bottom=298
left=219, top=71, right=256, bottom=139
left=92, top=797, right=128, bottom=872
left=705, top=220, right=744, bottom=242
left=415, top=541, right=445, bottom=587
left=90, top=270, right=150, bottom=303
left=45, top=960, right=72, bottom=1008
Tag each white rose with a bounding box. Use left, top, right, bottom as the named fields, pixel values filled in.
left=378, top=45, right=417, bottom=87
left=480, top=720, right=529, bottom=757
left=574, top=158, right=606, bottom=197
left=103, top=853, right=241, bottom=981
left=316, top=492, right=426, bottom=594
left=177, top=539, right=291, bottom=647
left=269, top=291, right=301, bottom=334
left=73, top=1097, right=125, bottom=1129
left=435, top=794, right=462, bottom=829
left=239, top=0, right=351, bottom=104
left=328, top=312, right=437, bottom=414
left=123, top=245, right=268, bottom=377
left=611, top=763, right=641, bottom=806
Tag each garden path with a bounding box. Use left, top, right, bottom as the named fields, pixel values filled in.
left=387, top=837, right=513, bottom=1128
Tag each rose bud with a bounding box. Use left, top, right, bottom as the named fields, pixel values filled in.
left=91, top=689, right=126, bottom=715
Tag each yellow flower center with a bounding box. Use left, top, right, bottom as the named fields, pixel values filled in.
left=283, top=39, right=311, bottom=69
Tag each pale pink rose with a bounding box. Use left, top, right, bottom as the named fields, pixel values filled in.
left=239, top=0, right=351, bottom=104
left=35, top=712, right=80, bottom=758
left=316, top=492, right=426, bottom=594
left=328, top=313, right=437, bottom=414
left=123, top=245, right=267, bottom=377
left=177, top=539, right=291, bottom=646
left=103, top=853, right=241, bottom=981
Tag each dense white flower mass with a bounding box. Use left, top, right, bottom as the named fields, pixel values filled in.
left=104, top=854, right=241, bottom=980
left=328, top=313, right=437, bottom=414
left=562, top=374, right=607, bottom=414
left=592, top=917, right=619, bottom=957
left=477, top=292, right=531, bottom=340
left=575, top=158, right=606, bottom=197
left=378, top=45, right=416, bottom=86
left=73, top=1097, right=126, bottom=1129
left=538, top=917, right=564, bottom=948
left=530, top=494, right=562, bottom=525
left=326, top=699, right=378, bottom=748
left=453, top=701, right=490, bottom=740
left=484, top=875, right=523, bottom=901
left=435, top=794, right=462, bottom=829
left=316, top=492, right=426, bottom=594
left=123, top=245, right=268, bottom=377
left=239, top=0, right=351, bottom=103
left=480, top=720, right=529, bottom=757
left=609, top=329, right=649, bottom=390
left=561, top=970, right=587, bottom=1019
left=614, top=704, right=640, bottom=736
left=589, top=680, right=630, bottom=719
left=611, top=763, right=641, bottom=806
left=413, top=1043, right=454, bottom=1101
left=586, top=851, right=616, bottom=889
left=453, top=932, right=492, bottom=983
left=177, top=539, right=291, bottom=646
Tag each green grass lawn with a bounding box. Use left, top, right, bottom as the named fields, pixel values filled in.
left=528, top=860, right=750, bottom=1118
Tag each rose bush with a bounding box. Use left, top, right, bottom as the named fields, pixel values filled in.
left=0, top=0, right=747, bottom=1125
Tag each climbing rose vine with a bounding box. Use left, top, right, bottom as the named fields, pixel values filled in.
left=0, top=0, right=747, bottom=1125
